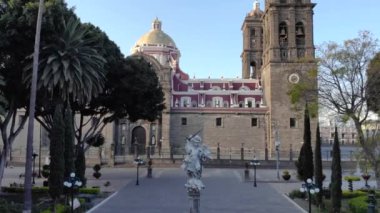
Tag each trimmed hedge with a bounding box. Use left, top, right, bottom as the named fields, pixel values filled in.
left=342, top=190, right=367, bottom=199
left=344, top=176, right=361, bottom=181
left=40, top=204, right=67, bottom=213
left=1, top=186, right=100, bottom=195
left=348, top=196, right=368, bottom=213
left=288, top=190, right=306, bottom=199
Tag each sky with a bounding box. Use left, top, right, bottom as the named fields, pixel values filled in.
left=65, top=0, right=380, bottom=79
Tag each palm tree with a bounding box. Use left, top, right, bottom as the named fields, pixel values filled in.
left=24, top=17, right=107, bottom=105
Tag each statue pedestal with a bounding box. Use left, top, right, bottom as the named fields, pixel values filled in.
left=188, top=190, right=200, bottom=213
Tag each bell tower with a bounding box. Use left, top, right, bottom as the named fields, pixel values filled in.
left=241, top=1, right=264, bottom=79
left=259, top=0, right=317, bottom=152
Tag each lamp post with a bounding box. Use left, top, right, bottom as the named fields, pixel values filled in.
left=274, top=123, right=281, bottom=180
left=134, top=156, right=145, bottom=185
left=32, top=153, right=38, bottom=185
left=38, top=126, right=42, bottom=178
left=250, top=157, right=260, bottom=187
left=300, top=178, right=320, bottom=213
left=63, top=172, right=82, bottom=213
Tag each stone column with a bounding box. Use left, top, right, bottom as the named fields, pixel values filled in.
left=188, top=190, right=200, bottom=213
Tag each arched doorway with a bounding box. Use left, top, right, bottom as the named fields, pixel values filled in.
left=131, top=126, right=146, bottom=155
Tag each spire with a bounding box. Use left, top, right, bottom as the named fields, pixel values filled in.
left=253, top=0, right=260, bottom=12
left=152, top=17, right=162, bottom=31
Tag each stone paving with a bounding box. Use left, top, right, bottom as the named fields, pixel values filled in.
left=87, top=168, right=305, bottom=213
left=2, top=166, right=377, bottom=213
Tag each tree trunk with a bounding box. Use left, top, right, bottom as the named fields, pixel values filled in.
left=374, top=164, right=380, bottom=189
left=0, top=147, right=8, bottom=188
left=353, top=118, right=380, bottom=188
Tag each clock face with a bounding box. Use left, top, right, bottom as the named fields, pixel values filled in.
left=288, top=73, right=300, bottom=84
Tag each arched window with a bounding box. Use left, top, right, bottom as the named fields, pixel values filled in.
left=296, top=22, right=305, bottom=58
left=279, top=22, right=288, bottom=47
left=296, top=22, right=305, bottom=46
left=250, top=61, right=256, bottom=78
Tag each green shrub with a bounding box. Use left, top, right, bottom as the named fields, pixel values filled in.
left=93, top=164, right=101, bottom=172
left=0, top=199, right=23, bottom=212
left=40, top=204, right=67, bottom=213
left=79, top=187, right=100, bottom=194
left=288, top=189, right=306, bottom=199
left=348, top=196, right=368, bottom=213
left=344, top=176, right=361, bottom=181
left=342, top=190, right=366, bottom=199
left=2, top=186, right=99, bottom=195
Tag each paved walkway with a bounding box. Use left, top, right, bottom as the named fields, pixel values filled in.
left=88, top=168, right=305, bottom=213
left=2, top=166, right=376, bottom=213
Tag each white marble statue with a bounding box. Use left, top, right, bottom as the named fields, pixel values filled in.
left=182, top=133, right=211, bottom=192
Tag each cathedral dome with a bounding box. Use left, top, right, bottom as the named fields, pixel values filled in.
left=134, top=18, right=177, bottom=48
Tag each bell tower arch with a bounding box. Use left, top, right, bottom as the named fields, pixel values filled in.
left=241, top=1, right=264, bottom=79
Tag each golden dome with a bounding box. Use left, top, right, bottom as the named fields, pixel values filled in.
left=135, top=18, right=177, bottom=48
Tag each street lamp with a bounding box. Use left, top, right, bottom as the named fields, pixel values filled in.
left=250, top=157, right=260, bottom=187
left=300, top=178, right=320, bottom=213
left=63, top=172, right=82, bottom=213
left=32, top=153, right=38, bottom=184
left=274, top=124, right=281, bottom=180
left=134, top=156, right=145, bottom=185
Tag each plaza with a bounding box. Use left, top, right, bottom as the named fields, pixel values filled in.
left=2, top=164, right=375, bottom=213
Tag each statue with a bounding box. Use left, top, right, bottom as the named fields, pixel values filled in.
left=181, top=132, right=211, bottom=192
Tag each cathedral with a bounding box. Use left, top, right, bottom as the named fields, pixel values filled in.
left=111, top=0, right=317, bottom=160
left=11, top=0, right=317, bottom=164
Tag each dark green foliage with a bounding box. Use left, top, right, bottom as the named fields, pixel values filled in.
left=296, top=106, right=314, bottom=182
left=89, top=55, right=165, bottom=123
left=86, top=133, right=105, bottom=147
left=342, top=190, right=367, bottom=199
left=288, top=189, right=306, bottom=199
left=64, top=107, right=75, bottom=178
left=314, top=124, right=323, bottom=206
left=42, top=164, right=50, bottom=178
left=367, top=52, right=380, bottom=114
left=331, top=126, right=342, bottom=213
left=93, top=164, right=101, bottom=179
left=75, top=145, right=86, bottom=187
left=93, top=172, right=101, bottom=179
left=295, top=144, right=305, bottom=180
left=348, top=196, right=368, bottom=213
left=93, top=164, right=101, bottom=172
left=1, top=186, right=99, bottom=194
left=48, top=103, right=65, bottom=200
left=0, top=198, right=23, bottom=213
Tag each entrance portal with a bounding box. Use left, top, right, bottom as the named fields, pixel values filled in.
left=131, top=126, right=146, bottom=155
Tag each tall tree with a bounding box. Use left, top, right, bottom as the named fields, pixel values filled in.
left=73, top=55, right=164, bottom=182
left=303, top=106, right=314, bottom=181
left=64, top=107, right=75, bottom=178
left=48, top=102, right=65, bottom=208
left=331, top=127, right=342, bottom=213
left=366, top=52, right=380, bottom=114
left=296, top=106, right=314, bottom=182
left=0, top=0, right=76, bottom=188
left=318, top=31, right=380, bottom=187
left=314, top=123, right=323, bottom=207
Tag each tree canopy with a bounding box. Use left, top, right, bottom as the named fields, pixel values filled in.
left=318, top=31, right=380, bottom=187
left=366, top=52, right=380, bottom=114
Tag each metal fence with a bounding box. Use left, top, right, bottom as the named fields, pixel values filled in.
left=9, top=144, right=361, bottom=165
